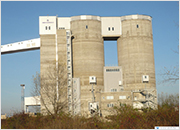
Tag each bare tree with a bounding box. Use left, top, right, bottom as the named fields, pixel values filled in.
left=160, top=65, right=179, bottom=84
left=159, top=45, right=179, bottom=84
left=31, top=61, right=68, bottom=116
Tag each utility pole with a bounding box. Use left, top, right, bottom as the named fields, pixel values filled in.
left=20, top=84, right=25, bottom=112
left=91, top=84, right=95, bottom=102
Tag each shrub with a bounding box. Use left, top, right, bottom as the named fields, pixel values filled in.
left=1, top=93, right=179, bottom=129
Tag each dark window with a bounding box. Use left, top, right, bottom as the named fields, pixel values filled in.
left=49, top=26, right=51, bottom=30
left=112, top=27, right=114, bottom=31
left=86, top=25, right=88, bottom=29
left=45, top=26, right=47, bottom=30
left=108, top=27, right=110, bottom=31
left=137, top=25, right=139, bottom=28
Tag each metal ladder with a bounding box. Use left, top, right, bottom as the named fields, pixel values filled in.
left=66, top=30, right=73, bottom=113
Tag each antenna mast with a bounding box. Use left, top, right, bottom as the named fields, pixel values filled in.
left=20, top=84, right=25, bottom=112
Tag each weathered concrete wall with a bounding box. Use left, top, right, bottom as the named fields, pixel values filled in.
left=100, top=91, right=132, bottom=115
left=104, top=66, right=123, bottom=92
left=71, top=19, right=104, bottom=86
left=40, top=35, right=56, bottom=75
left=71, top=19, right=104, bottom=115
left=40, top=30, right=68, bottom=114
left=117, top=18, right=156, bottom=91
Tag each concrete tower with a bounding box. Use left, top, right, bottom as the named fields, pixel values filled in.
left=117, top=15, right=156, bottom=90
left=39, top=16, right=68, bottom=114
left=71, top=15, right=104, bottom=114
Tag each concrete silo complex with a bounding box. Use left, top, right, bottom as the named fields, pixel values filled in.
left=38, top=14, right=157, bottom=116
left=1, top=14, right=157, bottom=116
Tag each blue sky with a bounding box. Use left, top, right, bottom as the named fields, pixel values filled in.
left=1, top=1, right=179, bottom=115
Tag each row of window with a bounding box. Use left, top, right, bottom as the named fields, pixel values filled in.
left=59, top=27, right=65, bottom=29
left=3, top=41, right=36, bottom=48
left=45, top=26, right=51, bottom=30
left=106, top=69, right=120, bottom=72
left=111, top=89, right=117, bottom=92
left=109, top=87, right=124, bottom=92
left=107, top=103, right=114, bottom=107
left=108, top=27, right=115, bottom=31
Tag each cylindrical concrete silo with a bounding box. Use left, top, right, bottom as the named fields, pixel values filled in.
left=117, top=15, right=156, bottom=90
left=71, top=15, right=104, bottom=86
left=70, top=15, right=104, bottom=114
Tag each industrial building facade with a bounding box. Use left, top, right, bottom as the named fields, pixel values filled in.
left=39, top=14, right=157, bottom=116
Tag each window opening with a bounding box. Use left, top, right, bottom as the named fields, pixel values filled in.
left=49, top=26, right=51, bottom=30
left=108, top=27, right=110, bottom=31
left=107, top=96, right=114, bottom=99
left=111, top=89, right=117, bottom=92
left=107, top=103, right=114, bottom=107
left=86, top=25, right=88, bottom=29
left=112, top=27, right=114, bottom=31
left=137, top=24, right=139, bottom=28
left=45, top=26, right=47, bottom=30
